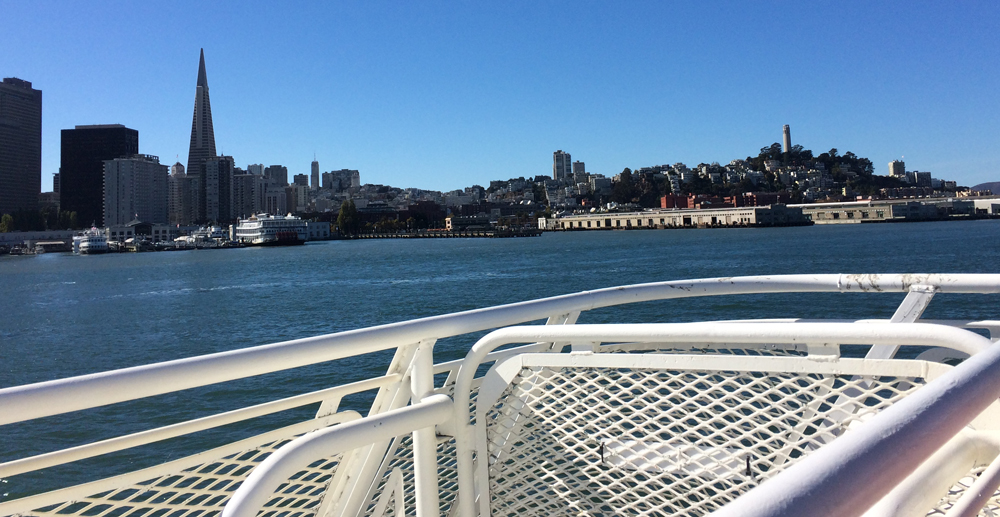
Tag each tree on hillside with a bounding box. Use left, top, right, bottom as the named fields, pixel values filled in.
left=336, top=199, right=360, bottom=235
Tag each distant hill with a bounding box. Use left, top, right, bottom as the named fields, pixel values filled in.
left=972, top=182, right=1000, bottom=194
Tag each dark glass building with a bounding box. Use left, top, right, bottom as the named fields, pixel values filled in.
left=0, top=78, right=42, bottom=215
left=60, top=124, right=138, bottom=227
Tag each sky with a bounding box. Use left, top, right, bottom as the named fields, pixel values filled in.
left=2, top=0, right=998, bottom=192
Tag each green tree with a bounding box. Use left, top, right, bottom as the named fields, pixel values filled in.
left=336, top=199, right=360, bottom=236
left=0, top=214, right=12, bottom=233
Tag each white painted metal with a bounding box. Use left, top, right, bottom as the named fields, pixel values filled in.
left=5, top=274, right=999, bottom=425
left=866, top=284, right=936, bottom=360
left=862, top=429, right=1000, bottom=516
left=4, top=274, right=1000, bottom=517
left=944, top=450, right=1000, bottom=517
left=451, top=322, right=994, bottom=517
left=221, top=393, right=452, bottom=517
left=409, top=339, right=440, bottom=517
left=707, top=335, right=1000, bottom=517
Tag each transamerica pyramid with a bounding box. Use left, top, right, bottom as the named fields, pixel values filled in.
left=186, top=48, right=216, bottom=182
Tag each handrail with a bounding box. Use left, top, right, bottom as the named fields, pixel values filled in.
left=0, top=374, right=397, bottom=478
left=3, top=274, right=999, bottom=425
left=449, top=322, right=995, bottom=517
left=708, top=337, right=1000, bottom=516
left=220, top=393, right=453, bottom=517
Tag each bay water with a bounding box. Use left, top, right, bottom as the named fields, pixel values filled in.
left=2, top=220, right=999, bottom=498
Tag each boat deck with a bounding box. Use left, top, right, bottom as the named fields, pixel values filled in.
left=3, top=274, right=1000, bottom=517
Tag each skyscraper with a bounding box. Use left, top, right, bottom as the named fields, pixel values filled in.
left=203, top=156, right=234, bottom=224
left=61, top=124, right=139, bottom=226
left=168, top=162, right=198, bottom=226
left=0, top=78, right=42, bottom=215
left=889, top=160, right=905, bottom=178
left=264, top=165, right=288, bottom=186
left=103, top=154, right=168, bottom=226
left=311, top=159, right=320, bottom=189
left=186, top=49, right=216, bottom=190
left=553, top=150, right=572, bottom=181
left=782, top=125, right=791, bottom=154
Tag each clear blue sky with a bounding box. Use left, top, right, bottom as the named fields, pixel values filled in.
left=2, top=0, right=998, bottom=192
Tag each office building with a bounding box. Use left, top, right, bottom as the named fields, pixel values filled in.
left=889, top=160, right=905, bottom=178
left=265, top=165, right=288, bottom=186
left=311, top=159, right=319, bottom=189
left=293, top=173, right=309, bottom=187
left=169, top=162, right=198, bottom=225
left=247, top=163, right=264, bottom=176
left=61, top=124, right=139, bottom=226
left=53, top=173, right=60, bottom=194
left=203, top=156, right=234, bottom=224
left=553, top=150, right=572, bottom=181
left=103, top=154, right=168, bottom=226
left=232, top=171, right=263, bottom=219
left=186, top=49, right=217, bottom=187
left=0, top=78, right=42, bottom=215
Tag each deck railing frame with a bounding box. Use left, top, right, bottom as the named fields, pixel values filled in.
left=3, top=274, right=1000, bottom=517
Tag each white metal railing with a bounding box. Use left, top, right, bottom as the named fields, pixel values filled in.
left=1, top=274, right=1000, bottom=517
left=221, top=394, right=453, bottom=517
left=448, top=322, right=997, bottom=517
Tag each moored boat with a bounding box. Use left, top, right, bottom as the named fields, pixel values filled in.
left=234, top=213, right=307, bottom=246
left=71, top=227, right=109, bottom=255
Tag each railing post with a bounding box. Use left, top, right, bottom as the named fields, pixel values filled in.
left=411, top=339, right=440, bottom=517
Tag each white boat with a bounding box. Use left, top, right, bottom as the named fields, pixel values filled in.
left=71, top=227, right=109, bottom=255
left=234, top=213, right=307, bottom=246
left=3, top=274, right=1000, bottom=517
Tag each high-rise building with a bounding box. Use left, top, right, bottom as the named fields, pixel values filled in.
left=103, top=154, right=168, bottom=226
left=247, top=163, right=264, bottom=176
left=782, top=125, right=791, bottom=154
left=186, top=49, right=217, bottom=190
left=53, top=173, right=60, bottom=194
left=889, top=160, right=905, bottom=178
left=293, top=173, right=309, bottom=187
left=553, top=150, right=572, bottom=181
left=0, top=78, right=42, bottom=215
left=168, top=162, right=198, bottom=225
left=311, top=159, right=319, bottom=189
left=203, top=156, right=234, bottom=224
left=61, top=124, right=139, bottom=226
left=572, top=161, right=586, bottom=176
left=264, top=165, right=288, bottom=186
left=231, top=171, right=259, bottom=220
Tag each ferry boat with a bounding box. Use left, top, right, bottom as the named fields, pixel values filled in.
left=71, top=227, right=109, bottom=254
left=234, top=213, right=307, bottom=246
left=3, top=274, right=1000, bottom=517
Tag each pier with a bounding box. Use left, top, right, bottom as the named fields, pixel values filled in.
left=347, top=228, right=542, bottom=239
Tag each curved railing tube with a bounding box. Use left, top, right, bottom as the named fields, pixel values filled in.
left=4, top=274, right=999, bottom=426
left=221, top=393, right=453, bottom=517
left=450, top=322, right=995, bottom=517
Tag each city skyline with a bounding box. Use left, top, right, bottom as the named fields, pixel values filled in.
left=2, top=1, right=998, bottom=193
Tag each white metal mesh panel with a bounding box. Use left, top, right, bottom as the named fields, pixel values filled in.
left=927, top=467, right=1000, bottom=516
left=17, top=437, right=342, bottom=517
left=362, top=388, right=477, bottom=517
left=485, top=366, right=925, bottom=517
